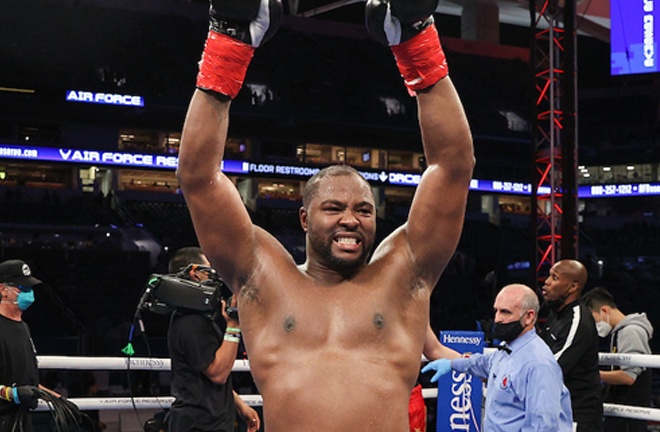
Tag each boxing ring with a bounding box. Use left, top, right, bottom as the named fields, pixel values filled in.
left=36, top=353, right=660, bottom=423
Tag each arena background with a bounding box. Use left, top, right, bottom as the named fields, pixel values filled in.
left=1, top=0, right=659, bottom=430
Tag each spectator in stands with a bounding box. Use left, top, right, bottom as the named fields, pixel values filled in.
left=539, top=259, right=603, bottom=432
left=165, top=247, right=259, bottom=432
left=582, top=287, right=654, bottom=432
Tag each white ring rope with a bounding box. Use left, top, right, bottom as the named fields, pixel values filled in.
left=37, top=356, right=251, bottom=372
left=598, top=353, right=660, bottom=369
left=38, top=353, right=660, bottom=371
left=34, top=354, right=660, bottom=421
left=603, top=404, right=660, bottom=422
left=34, top=395, right=264, bottom=412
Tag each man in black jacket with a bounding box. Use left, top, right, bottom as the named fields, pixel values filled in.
left=539, top=259, right=603, bottom=432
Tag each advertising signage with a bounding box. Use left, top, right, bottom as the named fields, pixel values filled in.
left=2, top=143, right=660, bottom=197
left=66, top=90, right=145, bottom=107
left=611, top=0, right=659, bottom=76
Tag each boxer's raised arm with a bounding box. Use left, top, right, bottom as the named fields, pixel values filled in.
left=177, top=0, right=282, bottom=289
left=366, top=0, right=474, bottom=284
left=411, top=77, right=474, bottom=283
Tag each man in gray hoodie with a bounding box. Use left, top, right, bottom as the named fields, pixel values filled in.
left=582, top=286, right=654, bottom=432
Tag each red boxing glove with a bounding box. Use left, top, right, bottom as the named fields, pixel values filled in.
left=196, top=32, right=255, bottom=99
left=390, top=24, right=448, bottom=95
left=196, top=0, right=282, bottom=99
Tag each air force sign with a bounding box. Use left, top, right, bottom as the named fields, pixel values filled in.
left=66, top=90, right=144, bottom=107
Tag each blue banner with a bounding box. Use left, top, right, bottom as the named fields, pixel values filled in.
left=436, top=331, right=484, bottom=432
left=611, top=0, right=660, bottom=76
left=4, top=142, right=660, bottom=197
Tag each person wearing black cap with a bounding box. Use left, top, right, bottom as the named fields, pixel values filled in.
left=0, top=260, right=94, bottom=432
left=0, top=259, right=44, bottom=431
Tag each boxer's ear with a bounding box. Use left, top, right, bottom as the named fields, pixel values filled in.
left=299, top=206, right=309, bottom=232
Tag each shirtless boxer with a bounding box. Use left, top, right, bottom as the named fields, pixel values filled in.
left=176, top=0, right=474, bottom=430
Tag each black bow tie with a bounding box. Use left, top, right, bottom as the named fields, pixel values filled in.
left=497, top=342, right=512, bottom=354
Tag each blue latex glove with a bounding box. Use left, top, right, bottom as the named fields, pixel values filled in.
left=421, top=359, right=452, bottom=383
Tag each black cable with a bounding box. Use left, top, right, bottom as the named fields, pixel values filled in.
left=138, top=310, right=167, bottom=413
left=125, top=317, right=142, bottom=428
left=11, top=408, right=29, bottom=432
left=124, top=282, right=169, bottom=431
left=18, top=389, right=98, bottom=432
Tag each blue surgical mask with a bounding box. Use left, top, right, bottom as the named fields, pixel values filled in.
left=16, top=289, right=35, bottom=311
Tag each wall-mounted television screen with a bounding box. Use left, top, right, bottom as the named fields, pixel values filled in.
left=611, top=0, right=659, bottom=76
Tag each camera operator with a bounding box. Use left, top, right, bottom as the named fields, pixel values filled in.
left=165, top=247, right=259, bottom=432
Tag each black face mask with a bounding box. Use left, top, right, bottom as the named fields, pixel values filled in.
left=493, top=319, right=524, bottom=342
